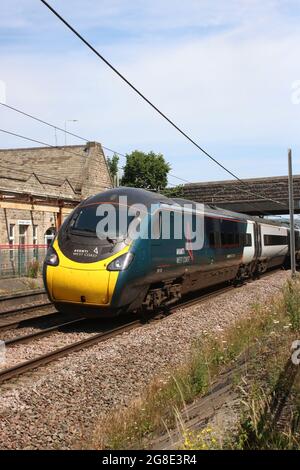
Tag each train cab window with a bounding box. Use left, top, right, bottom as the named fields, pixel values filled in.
left=264, top=234, right=288, bottom=246
left=69, top=204, right=135, bottom=240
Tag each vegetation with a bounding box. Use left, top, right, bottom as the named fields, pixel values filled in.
left=27, top=259, right=40, bottom=278
left=87, top=278, right=300, bottom=450
left=229, top=279, right=300, bottom=450
left=162, top=185, right=184, bottom=198
left=107, top=153, right=119, bottom=185
left=121, top=150, right=170, bottom=191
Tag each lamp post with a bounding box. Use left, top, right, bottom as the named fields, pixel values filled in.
left=288, top=149, right=296, bottom=276
left=64, top=119, right=78, bottom=145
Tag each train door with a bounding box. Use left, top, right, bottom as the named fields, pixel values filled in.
left=150, top=209, right=179, bottom=277
left=254, top=222, right=262, bottom=261
left=241, top=221, right=255, bottom=265
left=205, top=216, right=221, bottom=268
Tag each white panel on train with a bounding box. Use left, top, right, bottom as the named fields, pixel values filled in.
left=242, top=221, right=255, bottom=264
left=260, top=223, right=288, bottom=260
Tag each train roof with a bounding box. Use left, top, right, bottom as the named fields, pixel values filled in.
left=83, top=187, right=171, bottom=207
left=170, top=198, right=288, bottom=227
left=84, top=187, right=289, bottom=229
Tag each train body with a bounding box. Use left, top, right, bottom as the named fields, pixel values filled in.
left=43, top=187, right=299, bottom=316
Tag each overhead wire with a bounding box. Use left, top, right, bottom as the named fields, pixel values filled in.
left=39, top=0, right=286, bottom=213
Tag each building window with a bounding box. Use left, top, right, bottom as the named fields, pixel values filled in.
left=33, top=225, right=38, bottom=257
left=9, top=224, right=15, bottom=261
left=19, top=225, right=28, bottom=247
left=33, top=225, right=38, bottom=244
left=44, top=227, right=56, bottom=247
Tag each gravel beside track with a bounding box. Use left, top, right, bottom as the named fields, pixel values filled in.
left=0, top=315, right=87, bottom=347
left=0, top=270, right=289, bottom=449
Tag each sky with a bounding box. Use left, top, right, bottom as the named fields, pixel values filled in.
left=1, top=0, right=300, bottom=186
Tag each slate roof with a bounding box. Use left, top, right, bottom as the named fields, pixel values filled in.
left=0, top=141, right=112, bottom=201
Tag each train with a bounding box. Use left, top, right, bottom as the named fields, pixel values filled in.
left=43, top=187, right=299, bottom=316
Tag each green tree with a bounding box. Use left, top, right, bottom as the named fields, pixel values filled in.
left=121, top=150, right=170, bottom=191
left=162, top=185, right=184, bottom=199
left=107, top=153, right=119, bottom=184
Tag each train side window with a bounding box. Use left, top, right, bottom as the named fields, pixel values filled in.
left=221, top=233, right=228, bottom=246
left=295, top=232, right=300, bottom=251
left=222, top=233, right=234, bottom=245
left=245, top=233, right=252, bottom=247
left=221, top=232, right=241, bottom=247
left=239, top=233, right=252, bottom=247
left=152, top=211, right=162, bottom=239
left=209, top=232, right=218, bottom=247
left=228, top=233, right=234, bottom=245
left=264, top=234, right=288, bottom=246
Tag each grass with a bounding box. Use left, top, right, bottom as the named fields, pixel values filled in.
left=85, top=276, right=300, bottom=450
left=228, top=277, right=300, bottom=450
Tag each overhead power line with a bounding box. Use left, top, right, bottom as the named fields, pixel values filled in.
left=0, top=128, right=89, bottom=184
left=0, top=102, right=121, bottom=157
left=0, top=102, right=189, bottom=186
left=40, top=0, right=242, bottom=181
left=39, top=1, right=286, bottom=210
left=0, top=125, right=284, bottom=217
left=0, top=128, right=284, bottom=218
left=0, top=108, right=285, bottom=212
left=0, top=103, right=286, bottom=209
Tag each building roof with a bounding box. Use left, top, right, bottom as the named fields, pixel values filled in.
left=0, top=141, right=112, bottom=202
left=183, top=175, right=300, bottom=215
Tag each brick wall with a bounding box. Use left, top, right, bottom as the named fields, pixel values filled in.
left=0, top=141, right=113, bottom=248
left=81, top=142, right=113, bottom=198
left=0, top=208, right=57, bottom=246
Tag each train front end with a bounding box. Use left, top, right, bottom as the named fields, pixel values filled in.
left=43, top=190, right=140, bottom=316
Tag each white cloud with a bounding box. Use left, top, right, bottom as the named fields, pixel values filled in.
left=1, top=0, right=300, bottom=182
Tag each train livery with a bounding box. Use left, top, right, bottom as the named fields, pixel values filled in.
left=43, top=187, right=299, bottom=316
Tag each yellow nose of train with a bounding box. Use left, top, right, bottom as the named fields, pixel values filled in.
left=46, top=240, right=129, bottom=307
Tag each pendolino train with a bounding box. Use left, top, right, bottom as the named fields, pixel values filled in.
left=43, top=187, right=300, bottom=316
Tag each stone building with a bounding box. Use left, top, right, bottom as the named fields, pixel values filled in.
left=0, top=141, right=112, bottom=276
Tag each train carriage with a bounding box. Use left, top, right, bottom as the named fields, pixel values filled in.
left=43, top=187, right=295, bottom=317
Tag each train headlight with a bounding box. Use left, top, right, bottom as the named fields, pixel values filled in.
left=107, top=252, right=134, bottom=271
left=45, top=246, right=59, bottom=266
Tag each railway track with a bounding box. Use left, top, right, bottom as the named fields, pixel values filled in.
left=0, top=289, right=50, bottom=317
left=3, top=317, right=87, bottom=346
left=0, top=309, right=59, bottom=333
left=0, top=269, right=281, bottom=385
left=0, top=283, right=233, bottom=385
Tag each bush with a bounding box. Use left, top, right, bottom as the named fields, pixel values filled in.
left=27, top=259, right=40, bottom=278
left=283, top=280, right=300, bottom=331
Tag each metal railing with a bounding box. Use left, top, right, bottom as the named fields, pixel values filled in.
left=0, top=245, right=48, bottom=279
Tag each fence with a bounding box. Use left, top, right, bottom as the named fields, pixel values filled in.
left=0, top=245, right=48, bottom=279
